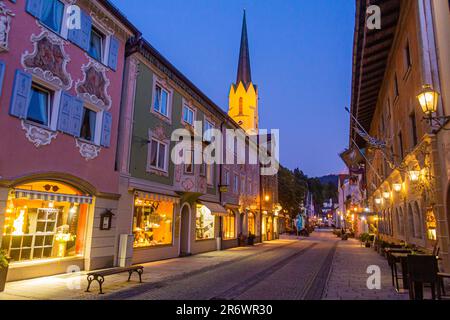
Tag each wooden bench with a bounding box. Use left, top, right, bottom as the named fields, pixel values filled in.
left=85, top=266, right=144, bottom=294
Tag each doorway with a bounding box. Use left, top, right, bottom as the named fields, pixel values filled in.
left=179, top=204, right=191, bottom=256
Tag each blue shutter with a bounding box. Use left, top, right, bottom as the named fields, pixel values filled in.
left=100, top=111, right=112, bottom=147
left=57, top=92, right=72, bottom=134
left=9, top=70, right=32, bottom=119
left=26, top=0, right=43, bottom=19
left=0, top=61, right=5, bottom=97
left=108, top=36, right=119, bottom=71
left=70, top=97, right=84, bottom=137
left=68, top=9, right=92, bottom=51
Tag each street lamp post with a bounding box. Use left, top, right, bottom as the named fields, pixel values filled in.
left=417, top=85, right=449, bottom=132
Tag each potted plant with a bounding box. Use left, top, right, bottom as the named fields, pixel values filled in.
left=0, top=250, right=9, bottom=292
left=247, top=233, right=255, bottom=246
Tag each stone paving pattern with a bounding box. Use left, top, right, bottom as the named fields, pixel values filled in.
left=0, top=231, right=421, bottom=300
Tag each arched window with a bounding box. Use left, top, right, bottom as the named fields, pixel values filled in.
left=238, top=97, right=243, bottom=115
left=408, top=204, right=415, bottom=239
left=413, top=202, right=423, bottom=239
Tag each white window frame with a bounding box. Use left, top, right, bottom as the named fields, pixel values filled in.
left=29, top=77, right=62, bottom=132
left=182, top=100, right=195, bottom=127
left=233, top=174, right=239, bottom=193
left=151, top=76, right=172, bottom=122
left=78, top=102, right=103, bottom=146
left=224, top=169, right=230, bottom=186
left=203, top=117, right=215, bottom=142
left=147, top=134, right=169, bottom=173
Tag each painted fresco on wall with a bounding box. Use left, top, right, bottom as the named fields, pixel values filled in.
left=76, top=59, right=112, bottom=110
left=22, top=29, right=72, bottom=90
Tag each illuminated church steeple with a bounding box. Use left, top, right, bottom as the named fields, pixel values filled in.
left=228, top=10, right=259, bottom=134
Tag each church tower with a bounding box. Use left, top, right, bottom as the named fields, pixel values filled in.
left=228, top=11, right=259, bottom=135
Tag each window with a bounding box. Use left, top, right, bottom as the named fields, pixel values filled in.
left=241, top=176, right=245, bottom=193
left=204, top=120, right=214, bottom=142
left=182, top=104, right=194, bottom=126
left=394, top=73, right=399, bottom=98
left=223, top=211, right=236, bottom=240
left=404, top=41, right=412, bottom=70
left=133, top=198, right=173, bottom=247
left=40, top=0, right=64, bottom=33
left=184, top=149, right=194, bottom=174
left=27, top=84, right=52, bottom=126
left=80, top=108, right=96, bottom=142
left=398, top=131, right=404, bottom=160
left=224, top=170, right=230, bottom=186
left=149, top=139, right=167, bottom=171
left=238, top=97, right=243, bottom=115
left=206, top=164, right=214, bottom=186
left=88, top=27, right=104, bottom=62
left=248, top=213, right=255, bottom=235
left=196, top=205, right=215, bottom=240
left=410, top=112, right=418, bottom=147
left=234, top=175, right=239, bottom=193
left=2, top=181, right=88, bottom=262
left=153, top=84, right=169, bottom=117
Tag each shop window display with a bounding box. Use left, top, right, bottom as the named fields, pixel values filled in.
left=133, top=198, right=174, bottom=247
left=2, top=181, right=89, bottom=262
left=196, top=205, right=215, bottom=240
left=223, top=210, right=236, bottom=240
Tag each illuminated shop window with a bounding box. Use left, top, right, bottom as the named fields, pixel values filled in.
left=133, top=198, right=173, bottom=248
left=248, top=213, right=255, bottom=235
left=196, top=205, right=215, bottom=240
left=2, top=181, right=90, bottom=262
left=223, top=210, right=236, bottom=240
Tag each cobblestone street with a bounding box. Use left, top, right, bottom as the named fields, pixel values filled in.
left=0, top=230, right=407, bottom=300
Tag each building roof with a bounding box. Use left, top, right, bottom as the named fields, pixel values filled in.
left=349, top=0, right=401, bottom=148
left=100, top=0, right=141, bottom=36
left=236, top=10, right=252, bottom=88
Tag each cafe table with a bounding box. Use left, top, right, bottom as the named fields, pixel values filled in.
left=388, top=250, right=413, bottom=293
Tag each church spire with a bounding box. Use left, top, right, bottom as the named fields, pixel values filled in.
left=236, top=10, right=252, bottom=87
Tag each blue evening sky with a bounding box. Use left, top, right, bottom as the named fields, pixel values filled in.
left=111, top=0, right=355, bottom=177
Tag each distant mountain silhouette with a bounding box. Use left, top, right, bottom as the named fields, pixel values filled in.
left=317, top=174, right=339, bottom=187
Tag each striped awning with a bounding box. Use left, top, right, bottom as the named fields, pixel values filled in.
left=14, top=189, right=93, bottom=204
left=198, top=201, right=228, bottom=217
left=134, top=191, right=180, bottom=204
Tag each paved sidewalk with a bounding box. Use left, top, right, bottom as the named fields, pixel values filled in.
left=0, top=240, right=296, bottom=300
left=323, top=238, right=408, bottom=300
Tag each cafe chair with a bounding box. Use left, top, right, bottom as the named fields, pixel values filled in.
left=407, top=255, right=439, bottom=300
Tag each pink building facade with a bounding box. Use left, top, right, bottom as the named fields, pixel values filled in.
left=0, top=0, right=138, bottom=281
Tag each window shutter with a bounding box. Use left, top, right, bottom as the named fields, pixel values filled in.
left=68, top=9, right=92, bottom=51
left=9, top=70, right=32, bottom=119
left=108, top=36, right=120, bottom=71
left=26, top=0, right=43, bottom=19
left=0, top=61, right=5, bottom=97
left=100, top=111, right=112, bottom=147
left=79, top=10, right=92, bottom=51
left=70, top=97, right=84, bottom=137
left=57, top=92, right=73, bottom=134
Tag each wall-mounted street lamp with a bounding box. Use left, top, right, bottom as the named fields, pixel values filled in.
left=374, top=197, right=382, bottom=205
left=408, top=170, right=421, bottom=182
left=417, top=84, right=449, bottom=131
left=264, top=195, right=270, bottom=202
left=393, top=183, right=402, bottom=193
left=382, top=191, right=391, bottom=200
